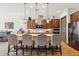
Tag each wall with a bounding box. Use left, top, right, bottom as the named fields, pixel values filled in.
left=0, top=3, right=27, bottom=32
left=0, top=16, right=26, bottom=31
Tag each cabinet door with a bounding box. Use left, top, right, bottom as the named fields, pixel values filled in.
left=27, top=21, right=31, bottom=29
left=27, top=20, right=36, bottom=29
left=50, top=20, right=54, bottom=28
left=48, top=21, right=52, bottom=28
left=51, top=19, right=60, bottom=28
left=31, top=20, right=36, bottom=29
left=42, top=20, right=48, bottom=29
left=54, top=19, right=60, bottom=28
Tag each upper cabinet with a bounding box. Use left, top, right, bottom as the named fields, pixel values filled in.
left=27, top=20, right=36, bottom=29
left=42, top=19, right=60, bottom=29
left=53, top=19, right=60, bottom=28
left=27, top=19, right=60, bottom=29
left=70, top=11, right=79, bottom=22
left=49, top=19, right=60, bottom=28
left=42, top=19, right=48, bottom=29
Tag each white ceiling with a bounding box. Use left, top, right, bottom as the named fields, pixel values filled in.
left=0, top=3, right=79, bottom=19
left=52, top=3, right=79, bottom=13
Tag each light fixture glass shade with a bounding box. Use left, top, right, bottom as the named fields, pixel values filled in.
left=30, top=5, right=33, bottom=8
left=42, top=5, right=45, bottom=8
left=24, top=3, right=27, bottom=24
left=35, top=20, right=38, bottom=23
left=24, top=19, right=26, bottom=24
left=47, top=19, right=49, bottom=23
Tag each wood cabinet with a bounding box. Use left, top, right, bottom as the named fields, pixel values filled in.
left=70, top=11, right=79, bottom=22
left=27, top=19, right=60, bottom=29
left=53, top=19, right=60, bottom=28
left=42, top=19, right=48, bottom=29
left=49, top=20, right=53, bottom=28
left=27, top=20, right=36, bottom=29
left=48, top=20, right=51, bottom=28
left=27, top=20, right=31, bottom=29
left=49, top=19, right=60, bottom=28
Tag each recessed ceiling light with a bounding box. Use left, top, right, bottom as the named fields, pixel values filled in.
left=30, top=5, right=33, bottom=8
left=42, top=5, right=45, bottom=8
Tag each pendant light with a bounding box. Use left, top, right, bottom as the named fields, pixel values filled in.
left=47, top=3, right=49, bottom=23
left=53, top=4, right=55, bottom=19
left=35, top=3, right=38, bottom=23
left=24, top=3, right=27, bottom=24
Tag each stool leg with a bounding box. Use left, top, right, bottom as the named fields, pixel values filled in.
left=21, top=41, right=22, bottom=49
left=52, top=46, right=54, bottom=55
left=16, top=45, right=18, bottom=55
left=31, top=47, right=32, bottom=56
left=7, top=45, right=10, bottom=55
left=45, top=46, right=47, bottom=56
left=60, top=45, right=62, bottom=55
left=22, top=45, right=24, bottom=55
left=37, top=46, right=39, bottom=56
